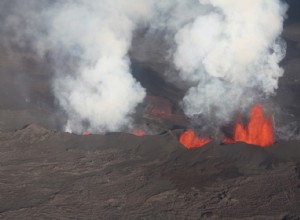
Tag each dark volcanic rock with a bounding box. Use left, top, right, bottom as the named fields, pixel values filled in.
left=0, top=127, right=300, bottom=219
left=0, top=2, right=300, bottom=219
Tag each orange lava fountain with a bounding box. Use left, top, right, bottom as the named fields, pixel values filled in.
left=224, top=105, right=274, bottom=147
left=179, top=129, right=212, bottom=149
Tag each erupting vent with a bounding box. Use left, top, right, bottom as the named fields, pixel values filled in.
left=179, top=129, right=212, bottom=149
left=224, top=105, right=274, bottom=147
left=179, top=104, right=275, bottom=149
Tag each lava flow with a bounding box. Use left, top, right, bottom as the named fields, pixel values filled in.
left=224, top=105, right=274, bottom=147
left=179, top=129, right=212, bottom=149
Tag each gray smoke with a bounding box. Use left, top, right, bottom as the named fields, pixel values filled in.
left=0, top=0, right=288, bottom=133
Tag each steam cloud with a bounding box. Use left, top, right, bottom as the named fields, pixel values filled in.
left=173, top=0, right=287, bottom=124
left=47, top=1, right=152, bottom=133
left=0, top=0, right=288, bottom=133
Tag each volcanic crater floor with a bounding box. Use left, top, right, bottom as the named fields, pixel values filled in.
left=0, top=124, right=300, bottom=219
left=1, top=6, right=300, bottom=219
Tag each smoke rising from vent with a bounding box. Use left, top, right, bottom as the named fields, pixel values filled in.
left=47, top=1, right=152, bottom=133
left=0, top=0, right=288, bottom=133
left=1, top=0, right=152, bottom=133
left=173, top=0, right=287, bottom=124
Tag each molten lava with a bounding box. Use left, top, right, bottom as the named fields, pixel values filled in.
left=179, top=129, right=212, bottom=149
left=224, top=105, right=274, bottom=147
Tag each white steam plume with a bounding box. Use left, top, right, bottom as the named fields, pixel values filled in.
left=1, top=0, right=288, bottom=133
left=1, top=0, right=153, bottom=133
left=173, top=0, right=287, bottom=123
left=45, top=1, right=152, bottom=133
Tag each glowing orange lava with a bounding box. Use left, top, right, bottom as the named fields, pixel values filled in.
left=179, top=129, right=212, bottom=149
left=224, top=105, right=274, bottom=147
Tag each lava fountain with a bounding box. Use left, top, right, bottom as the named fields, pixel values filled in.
left=179, top=129, right=212, bottom=149
left=224, top=105, right=274, bottom=147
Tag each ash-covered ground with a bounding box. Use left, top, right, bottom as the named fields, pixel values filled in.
left=1, top=1, right=300, bottom=219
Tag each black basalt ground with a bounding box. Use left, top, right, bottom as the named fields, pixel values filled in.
left=0, top=2, right=300, bottom=219
left=0, top=125, right=300, bottom=219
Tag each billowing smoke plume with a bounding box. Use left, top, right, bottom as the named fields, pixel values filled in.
left=173, top=0, right=287, bottom=124
left=46, top=1, right=152, bottom=133
left=1, top=0, right=152, bottom=133
left=0, top=0, right=288, bottom=133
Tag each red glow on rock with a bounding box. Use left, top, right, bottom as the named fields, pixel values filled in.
left=132, top=129, right=146, bottom=137
left=82, top=131, right=90, bottom=136
left=148, top=96, right=172, bottom=117
left=179, top=129, right=212, bottom=149
left=224, top=105, right=274, bottom=147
